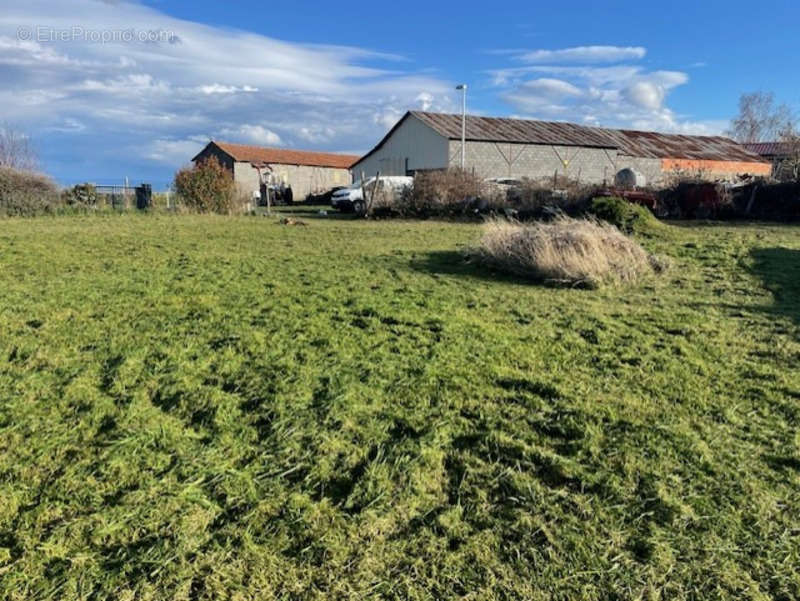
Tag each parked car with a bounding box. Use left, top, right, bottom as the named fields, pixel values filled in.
left=485, top=177, right=524, bottom=203
left=331, top=176, right=413, bottom=214
left=306, top=186, right=347, bottom=205
left=485, top=177, right=523, bottom=187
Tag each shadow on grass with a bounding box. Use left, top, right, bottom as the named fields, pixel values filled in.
left=261, top=205, right=356, bottom=221
left=750, top=247, right=800, bottom=326
left=409, top=250, right=556, bottom=287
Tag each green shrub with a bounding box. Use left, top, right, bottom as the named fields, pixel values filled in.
left=0, top=166, right=61, bottom=216
left=174, top=157, right=241, bottom=214
left=589, top=196, right=658, bottom=235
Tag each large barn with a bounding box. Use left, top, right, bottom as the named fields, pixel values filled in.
left=192, top=141, right=358, bottom=201
left=352, top=112, right=771, bottom=186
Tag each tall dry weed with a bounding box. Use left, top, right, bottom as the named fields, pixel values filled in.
left=470, top=216, right=663, bottom=287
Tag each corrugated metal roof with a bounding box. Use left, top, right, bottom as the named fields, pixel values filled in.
left=201, top=141, right=359, bottom=169
left=411, top=111, right=617, bottom=149
left=608, top=129, right=766, bottom=162
left=743, top=142, right=792, bottom=157
left=355, top=111, right=768, bottom=166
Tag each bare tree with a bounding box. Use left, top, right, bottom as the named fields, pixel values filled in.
left=0, top=123, right=38, bottom=171
left=727, top=92, right=795, bottom=143
left=776, top=123, right=800, bottom=181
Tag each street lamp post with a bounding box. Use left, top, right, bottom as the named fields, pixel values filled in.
left=455, top=84, right=467, bottom=170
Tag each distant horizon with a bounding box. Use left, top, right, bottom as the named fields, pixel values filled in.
left=2, top=0, right=798, bottom=186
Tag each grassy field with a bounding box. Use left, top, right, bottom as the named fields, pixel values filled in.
left=1, top=210, right=799, bottom=600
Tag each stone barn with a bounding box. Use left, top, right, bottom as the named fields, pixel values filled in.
left=352, top=111, right=771, bottom=186
left=192, top=141, right=358, bottom=201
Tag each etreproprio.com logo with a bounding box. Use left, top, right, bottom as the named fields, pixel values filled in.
left=17, top=26, right=180, bottom=44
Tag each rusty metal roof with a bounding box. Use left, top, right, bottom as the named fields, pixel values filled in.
left=411, top=111, right=617, bottom=149
left=355, top=111, right=768, bottom=166
left=743, top=142, right=792, bottom=158
left=200, top=141, right=359, bottom=169
left=606, top=129, right=766, bottom=162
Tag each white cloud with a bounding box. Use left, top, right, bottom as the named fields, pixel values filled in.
left=79, top=73, right=170, bottom=94
left=373, top=106, right=405, bottom=130
left=148, top=136, right=208, bottom=164
left=490, top=47, right=720, bottom=134
left=46, top=118, right=86, bottom=133
left=520, top=78, right=583, bottom=98
left=0, top=0, right=454, bottom=179
left=296, top=126, right=336, bottom=144
left=490, top=65, right=644, bottom=89
left=198, top=84, right=259, bottom=95
left=220, top=125, right=282, bottom=146
left=517, top=45, right=646, bottom=64
left=0, top=36, right=78, bottom=66
left=624, top=81, right=664, bottom=110
left=416, top=92, right=434, bottom=111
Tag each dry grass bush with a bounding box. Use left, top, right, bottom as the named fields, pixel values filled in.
left=660, top=169, right=712, bottom=188
left=377, top=170, right=598, bottom=219
left=365, top=180, right=408, bottom=213
left=470, top=216, right=663, bottom=287
left=0, top=166, right=61, bottom=216
left=396, top=169, right=500, bottom=216
left=61, top=182, right=100, bottom=207
left=510, top=177, right=598, bottom=217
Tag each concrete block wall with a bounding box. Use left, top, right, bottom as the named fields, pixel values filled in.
left=268, top=164, right=351, bottom=200
left=448, top=141, right=619, bottom=184
left=232, top=162, right=352, bottom=200
left=233, top=162, right=262, bottom=198
left=614, top=156, right=663, bottom=187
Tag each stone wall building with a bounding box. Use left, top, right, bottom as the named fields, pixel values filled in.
left=353, top=112, right=771, bottom=186
left=192, top=141, right=358, bottom=201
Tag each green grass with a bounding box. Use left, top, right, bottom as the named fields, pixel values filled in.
left=1, top=211, right=799, bottom=600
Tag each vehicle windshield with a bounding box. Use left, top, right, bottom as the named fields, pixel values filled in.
left=351, top=177, right=376, bottom=188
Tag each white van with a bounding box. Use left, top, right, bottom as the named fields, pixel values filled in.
left=331, top=176, right=413, bottom=213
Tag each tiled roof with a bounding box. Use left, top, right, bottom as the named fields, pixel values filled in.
left=203, top=141, right=359, bottom=169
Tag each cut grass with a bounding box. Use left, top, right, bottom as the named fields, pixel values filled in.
left=0, top=211, right=799, bottom=600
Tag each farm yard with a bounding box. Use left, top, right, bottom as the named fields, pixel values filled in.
left=1, top=211, right=799, bottom=600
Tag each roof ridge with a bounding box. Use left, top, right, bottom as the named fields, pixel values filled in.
left=411, top=110, right=603, bottom=129
left=197, top=141, right=359, bottom=169
left=212, top=140, right=358, bottom=158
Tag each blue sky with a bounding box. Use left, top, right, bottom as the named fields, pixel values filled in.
left=1, top=0, right=798, bottom=188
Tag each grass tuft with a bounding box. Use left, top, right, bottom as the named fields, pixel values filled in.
left=469, top=216, right=663, bottom=287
